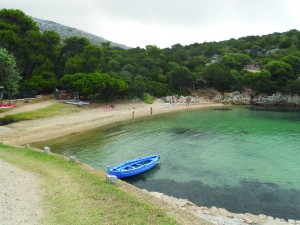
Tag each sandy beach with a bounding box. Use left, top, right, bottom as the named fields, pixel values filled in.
left=0, top=99, right=223, bottom=146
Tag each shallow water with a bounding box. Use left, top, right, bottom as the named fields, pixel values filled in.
left=33, top=106, right=300, bottom=220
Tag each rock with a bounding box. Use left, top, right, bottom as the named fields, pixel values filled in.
left=275, top=218, right=286, bottom=223
left=212, top=90, right=300, bottom=107
left=106, top=175, right=118, bottom=184
left=68, top=155, right=76, bottom=162
left=258, top=214, right=267, bottom=219
left=43, top=147, right=50, bottom=154
left=266, top=216, right=274, bottom=221
left=147, top=191, right=294, bottom=225
left=243, top=217, right=253, bottom=224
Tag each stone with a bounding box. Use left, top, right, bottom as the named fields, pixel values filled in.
left=68, top=156, right=76, bottom=162
left=212, top=90, right=300, bottom=107
left=243, top=217, right=253, bottom=224
left=43, top=147, right=50, bottom=154
left=258, top=214, right=267, bottom=219
left=106, top=175, right=118, bottom=184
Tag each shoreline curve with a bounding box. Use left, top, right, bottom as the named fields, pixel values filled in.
left=0, top=99, right=296, bottom=224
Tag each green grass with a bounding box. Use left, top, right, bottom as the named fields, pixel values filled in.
left=0, top=108, right=12, bottom=113
left=143, top=93, right=154, bottom=104
left=0, top=145, right=178, bottom=225
left=0, top=104, right=79, bottom=123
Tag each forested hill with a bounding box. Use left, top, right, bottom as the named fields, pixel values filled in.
left=31, top=17, right=129, bottom=49
left=1, top=9, right=300, bottom=100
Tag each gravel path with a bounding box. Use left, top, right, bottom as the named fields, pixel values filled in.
left=0, top=160, right=43, bottom=225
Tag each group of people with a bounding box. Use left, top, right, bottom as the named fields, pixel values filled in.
left=106, top=104, right=115, bottom=109
left=132, top=107, right=153, bottom=119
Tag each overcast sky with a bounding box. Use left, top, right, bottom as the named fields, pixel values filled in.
left=2, top=0, right=300, bottom=48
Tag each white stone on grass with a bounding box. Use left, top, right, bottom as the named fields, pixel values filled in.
left=106, top=175, right=118, bottom=184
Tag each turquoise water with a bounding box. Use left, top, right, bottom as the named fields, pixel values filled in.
left=33, top=106, right=300, bottom=220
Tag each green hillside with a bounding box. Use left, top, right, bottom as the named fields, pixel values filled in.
left=1, top=9, right=300, bottom=100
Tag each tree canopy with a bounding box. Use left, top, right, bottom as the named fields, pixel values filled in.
left=0, top=47, right=22, bottom=97
left=1, top=9, right=300, bottom=99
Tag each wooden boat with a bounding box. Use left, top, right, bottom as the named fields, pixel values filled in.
left=0, top=103, right=17, bottom=109
left=107, top=155, right=160, bottom=178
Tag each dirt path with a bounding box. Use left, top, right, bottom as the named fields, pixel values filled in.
left=0, top=160, right=43, bottom=225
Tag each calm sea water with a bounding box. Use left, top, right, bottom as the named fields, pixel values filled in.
left=33, top=106, right=300, bottom=220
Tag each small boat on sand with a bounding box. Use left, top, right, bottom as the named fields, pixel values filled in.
left=64, top=100, right=89, bottom=106
left=107, top=155, right=160, bottom=178
left=0, top=103, right=17, bottom=109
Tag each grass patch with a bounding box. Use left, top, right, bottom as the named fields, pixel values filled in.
left=143, top=93, right=154, bottom=104
left=0, top=104, right=79, bottom=124
left=0, top=108, right=12, bottom=113
left=0, top=145, right=178, bottom=225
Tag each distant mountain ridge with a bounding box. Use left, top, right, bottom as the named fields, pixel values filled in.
left=32, top=17, right=130, bottom=49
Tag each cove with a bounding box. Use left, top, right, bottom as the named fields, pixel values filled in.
left=33, top=106, right=300, bottom=220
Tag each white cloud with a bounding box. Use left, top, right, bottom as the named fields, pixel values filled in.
left=2, top=0, right=300, bottom=48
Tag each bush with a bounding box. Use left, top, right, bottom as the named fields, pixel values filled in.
left=143, top=93, right=153, bottom=104
left=286, top=80, right=300, bottom=94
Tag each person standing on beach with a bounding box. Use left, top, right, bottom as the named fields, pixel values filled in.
left=132, top=110, right=135, bottom=118
left=150, top=107, right=153, bottom=116
left=186, top=97, right=191, bottom=106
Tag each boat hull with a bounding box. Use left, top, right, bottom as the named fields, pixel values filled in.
left=107, top=155, right=160, bottom=178
left=64, top=100, right=89, bottom=105
left=0, top=104, right=17, bottom=109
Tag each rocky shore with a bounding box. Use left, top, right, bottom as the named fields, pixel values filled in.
left=165, top=90, right=300, bottom=107
left=213, top=91, right=300, bottom=106
left=147, top=191, right=300, bottom=225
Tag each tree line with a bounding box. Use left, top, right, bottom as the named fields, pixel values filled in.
left=1, top=9, right=300, bottom=100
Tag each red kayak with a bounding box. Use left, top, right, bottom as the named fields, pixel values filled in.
left=0, top=104, right=17, bottom=109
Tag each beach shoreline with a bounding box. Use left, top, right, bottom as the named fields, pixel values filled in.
left=0, top=99, right=224, bottom=146
left=0, top=99, right=297, bottom=224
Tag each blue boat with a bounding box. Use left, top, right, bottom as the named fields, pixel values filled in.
left=107, top=155, right=160, bottom=178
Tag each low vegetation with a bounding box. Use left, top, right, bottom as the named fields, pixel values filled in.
left=143, top=92, right=154, bottom=104
left=0, top=104, right=79, bottom=125
left=0, top=145, right=178, bottom=225
left=0, top=108, right=11, bottom=113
